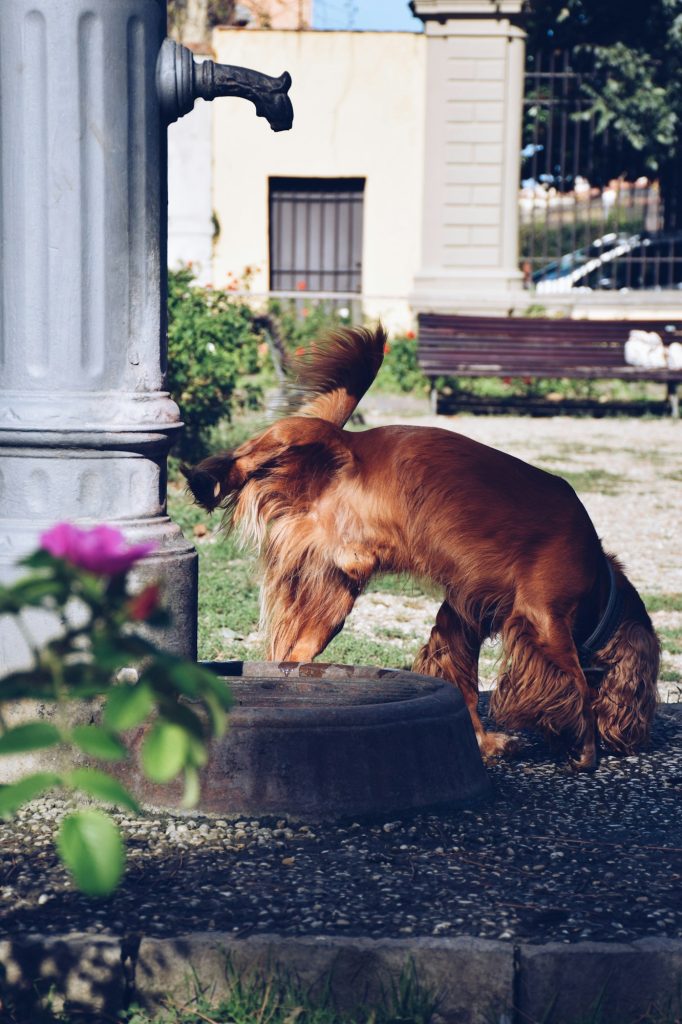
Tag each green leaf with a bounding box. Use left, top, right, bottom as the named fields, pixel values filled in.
left=0, top=586, right=20, bottom=615
left=203, top=689, right=229, bottom=740
left=155, top=699, right=206, bottom=741
left=77, top=573, right=108, bottom=605
left=145, top=658, right=199, bottom=698
left=141, top=721, right=189, bottom=783
left=70, top=726, right=128, bottom=762
left=0, top=722, right=61, bottom=756
left=90, top=636, right=137, bottom=671
left=104, top=683, right=154, bottom=731
left=57, top=810, right=124, bottom=896
left=90, top=632, right=160, bottom=672
left=202, top=672, right=235, bottom=712
left=66, top=768, right=140, bottom=812
left=186, top=734, right=209, bottom=769
left=0, top=772, right=61, bottom=817
left=19, top=550, right=61, bottom=570
left=10, top=577, right=68, bottom=606
left=60, top=662, right=110, bottom=699
left=181, top=766, right=200, bottom=809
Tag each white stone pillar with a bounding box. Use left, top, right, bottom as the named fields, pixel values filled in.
left=411, top=0, right=526, bottom=313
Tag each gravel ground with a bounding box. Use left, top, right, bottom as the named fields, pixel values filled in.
left=1, top=701, right=680, bottom=945
left=2, top=412, right=681, bottom=945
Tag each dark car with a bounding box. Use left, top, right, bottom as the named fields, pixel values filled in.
left=533, top=232, right=682, bottom=292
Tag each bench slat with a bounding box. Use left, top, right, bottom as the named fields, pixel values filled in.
left=415, top=316, right=682, bottom=405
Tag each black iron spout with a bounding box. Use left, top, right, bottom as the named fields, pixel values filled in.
left=195, top=61, right=293, bottom=132
left=156, top=38, right=293, bottom=131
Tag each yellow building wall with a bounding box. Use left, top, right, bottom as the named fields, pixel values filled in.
left=211, top=29, right=426, bottom=330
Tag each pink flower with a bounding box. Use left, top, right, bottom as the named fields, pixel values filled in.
left=40, top=523, right=156, bottom=576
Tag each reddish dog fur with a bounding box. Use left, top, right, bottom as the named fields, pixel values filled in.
left=183, top=326, right=659, bottom=769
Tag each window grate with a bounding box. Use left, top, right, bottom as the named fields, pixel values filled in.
left=269, top=177, right=364, bottom=294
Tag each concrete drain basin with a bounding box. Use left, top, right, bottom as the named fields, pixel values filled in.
left=126, top=661, right=491, bottom=820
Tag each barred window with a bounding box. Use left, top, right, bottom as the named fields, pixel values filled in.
left=269, top=177, right=364, bottom=293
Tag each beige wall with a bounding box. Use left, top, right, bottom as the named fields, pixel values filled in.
left=211, top=29, right=426, bottom=331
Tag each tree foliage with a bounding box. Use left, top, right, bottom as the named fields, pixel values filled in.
left=525, top=0, right=682, bottom=172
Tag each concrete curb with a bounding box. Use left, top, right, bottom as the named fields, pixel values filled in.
left=1, top=932, right=682, bottom=1023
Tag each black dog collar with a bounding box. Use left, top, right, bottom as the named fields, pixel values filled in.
left=578, top=559, right=624, bottom=672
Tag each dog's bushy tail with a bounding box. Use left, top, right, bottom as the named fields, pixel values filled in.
left=181, top=326, right=384, bottom=532
left=281, top=325, right=387, bottom=426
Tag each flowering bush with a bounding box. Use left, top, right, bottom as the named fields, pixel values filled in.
left=0, top=524, right=232, bottom=895
left=266, top=297, right=352, bottom=356
left=167, top=266, right=263, bottom=463
left=375, top=333, right=429, bottom=395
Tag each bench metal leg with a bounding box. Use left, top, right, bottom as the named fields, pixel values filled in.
left=667, top=381, right=680, bottom=419
left=429, top=383, right=439, bottom=415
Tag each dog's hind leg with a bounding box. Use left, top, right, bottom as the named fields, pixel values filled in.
left=413, top=601, right=516, bottom=761
left=491, top=612, right=598, bottom=770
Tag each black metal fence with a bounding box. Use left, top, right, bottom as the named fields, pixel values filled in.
left=522, top=50, right=682, bottom=293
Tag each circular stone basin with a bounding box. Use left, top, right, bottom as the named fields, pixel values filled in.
left=124, top=661, right=491, bottom=821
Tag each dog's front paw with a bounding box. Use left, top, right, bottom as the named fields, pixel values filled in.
left=568, top=742, right=598, bottom=772
left=479, top=731, right=521, bottom=762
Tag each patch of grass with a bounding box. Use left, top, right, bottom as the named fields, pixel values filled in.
left=324, top=632, right=416, bottom=670
left=543, top=441, right=614, bottom=458
left=376, top=626, right=412, bottom=641
left=642, top=594, right=682, bottom=613
left=539, top=468, right=625, bottom=494
left=168, top=486, right=261, bottom=662
left=121, top=960, right=437, bottom=1024
left=436, top=374, right=662, bottom=407
left=656, top=628, right=682, bottom=655
left=3, top=961, right=438, bottom=1024
left=366, top=573, right=433, bottom=598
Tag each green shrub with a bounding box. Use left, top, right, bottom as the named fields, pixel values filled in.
left=435, top=375, right=657, bottom=404
left=167, top=267, right=263, bottom=463
left=376, top=332, right=429, bottom=394
left=266, top=296, right=352, bottom=355
left=266, top=301, right=428, bottom=395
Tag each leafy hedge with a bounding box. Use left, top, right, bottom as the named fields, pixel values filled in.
left=166, top=267, right=263, bottom=463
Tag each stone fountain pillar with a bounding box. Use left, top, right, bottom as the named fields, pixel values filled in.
left=0, top=0, right=292, bottom=668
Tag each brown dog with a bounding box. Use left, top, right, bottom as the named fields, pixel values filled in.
left=183, top=326, right=659, bottom=769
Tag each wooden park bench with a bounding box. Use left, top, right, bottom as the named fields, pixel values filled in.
left=417, top=314, right=682, bottom=417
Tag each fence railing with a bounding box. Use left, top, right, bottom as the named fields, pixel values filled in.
left=521, top=50, right=682, bottom=293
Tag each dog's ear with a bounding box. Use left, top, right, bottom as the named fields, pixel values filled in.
left=181, top=456, right=235, bottom=512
